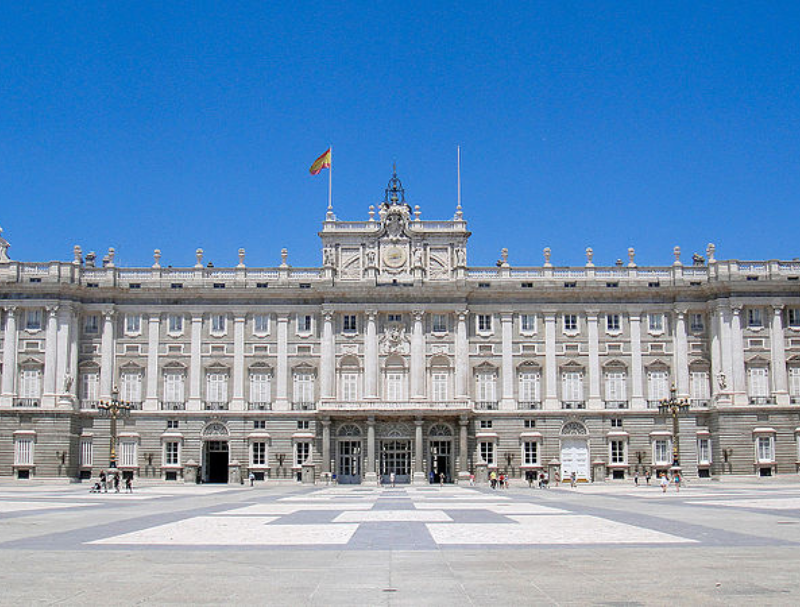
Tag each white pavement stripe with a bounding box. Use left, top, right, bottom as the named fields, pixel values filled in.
left=334, top=510, right=452, bottom=522
left=0, top=501, right=95, bottom=513
left=690, top=498, right=800, bottom=510
left=414, top=502, right=566, bottom=514
left=220, top=503, right=375, bottom=515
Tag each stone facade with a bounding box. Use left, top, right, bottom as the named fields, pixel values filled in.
left=1, top=173, right=800, bottom=483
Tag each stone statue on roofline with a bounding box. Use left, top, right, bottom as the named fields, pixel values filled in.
left=0, top=226, right=10, bottom=262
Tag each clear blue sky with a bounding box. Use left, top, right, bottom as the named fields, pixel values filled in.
left=1, top=2, right=799, bottom=268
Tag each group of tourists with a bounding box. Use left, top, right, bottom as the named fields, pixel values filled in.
left=90, top=470, right=132, bottom=493
left=525, top=470, right=551, bottom=488
left=633, top=469, right=683, bottom=492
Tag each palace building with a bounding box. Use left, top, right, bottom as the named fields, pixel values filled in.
left=1, top=172, right=800, bottom=484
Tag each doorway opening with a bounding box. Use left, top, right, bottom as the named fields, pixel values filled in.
left=337, top=440, right=362, bottom=484
left=205, top=440, right=229, bottom=483
left=429, top=439, right=453, bottom=483
left=380, top=440, right=411, bottom=484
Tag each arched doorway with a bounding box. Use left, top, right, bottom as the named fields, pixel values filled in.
left=429, top=423, right=454, bottom=483
left=379, top=422, right=412, bottom=484
left=202, top=422, right=230, bottom=483
left=336, top=424, right=362, bottom=484
left=560, top=421, right=590, bottom=482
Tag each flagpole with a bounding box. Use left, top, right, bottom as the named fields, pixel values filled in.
left=328, top=145, right=333, bottom=213
left=456, top=145, right=463, bottom=218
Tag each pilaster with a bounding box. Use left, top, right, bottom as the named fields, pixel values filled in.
left=770, top=304, right=789, bottom=404
left=544, top=312, right=558, bottom=409
left=144, top=313, right=160, bottom=411
left=274, top=314, right=289, bottom=410
left=455, top=310, right=469, bottom=400
left=320, top=309, right=335, bottom=400
left=1, top=306, right=19, bottom=407
left=673, top=309, right=690, bottom=399
left=586, top=311, right=602, bottom=409
left=500, top=312, right=515, bottom=409
left=99, top=307, right=115, bottom=402
left=187, top=313, right=202, bottom=411
left=410, top=310, right=425, bottom=400
left=364, top=310, right=378, bottom=399
left=231, top=314, right=246, bottom=411
left=629, top=313, right=645, bottom=409
left=42, top=305, right=59, bottom=407
left=730, top=305, right=747, bottom=404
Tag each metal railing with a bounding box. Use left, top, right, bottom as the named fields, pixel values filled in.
left=646, top=400, right=663, bottom=409
left=204, top=401, right=229, bottom=411
left=292, top=401, right=316, bottom=411
left=749, top=396, right=773, bottom=405
left=13, top=398, right=40, bottom=408
left=474, top=401, right=499, bottom=410
left=248, top=402, right=272, bottom=411
left=604, top=400, right=629, bottom=409
left=562, top=401, right=586, bottom=409
left=517, top=401, right=542, bottom=410
left=81, top=400, right=100, bottom=409
left=162, top=402, right=186, bottom=411
left=690, top=399, right=710, bottom=408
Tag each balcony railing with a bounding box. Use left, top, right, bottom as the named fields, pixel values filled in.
left=517, top=401, right=542, bottom=410
left=562, top=401, right=586, bottom=409
left=474, top=401, right=498, bottom=410
left=162, top=402, right=186, bottom=411
left=204, top=401, right=229, bottom=411
left=647, top=400, right=663, bottom=409
left=749, top=396, right=773, bottom=405
left=604, top=400, right=629, bottom=409
left=691, top=399, right=710, bottom=408
left=13, top=398, right=40, bottom=408
left=127, top=401, right=143, bottom=410
left=791, top=396, right=800, bottom=404
left=248, top=402, right=272, bottom=411
left=292, top=401, right=316, bottom=411
left=318, top=401, right=469, bottom=411
left=81, top=400, right=99, bottom=409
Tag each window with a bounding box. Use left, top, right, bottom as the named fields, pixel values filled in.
left=747, top=367, right=770, bottom=400
left=690, top=314, right=704, bottom=332
left=697, top=438, right=712, bottom=465
left=295, top=442, right=311, bottom=467
left=342, top=315, right=357, bottom=334
left=477, top=314, right=492, bottom=333
left=167, top=419, right=179, bottom=429
left=690, top=371, right=710, bottom=404
left=19, top=368, right=42, bottom=400
left=119, top=440, right=137, bottom=467
left=120, top=372, right=143, bottom=404
left=748, top=308, right=763, bottom=328
left=79, top=438, right=93, bottom=467
left=605, top=371, right=627, bottom=403
left=610, top=440, right=626, bottom=464
left=211, top=314, right=226, bottom=334
left=610, top=417, right=623, bottom=428
left=479, top=419, right=493, bottom=429
left=520, top=314, right=536, bottom=334
left=297, top=420, right=310, bottom=430
left=523, top=441, right=539, bottom=466
left=788, top=308, right=800, bottom=328
left=125, top=314, right=141, bottom=335
left=518, top=371, right=540, bottom=404
left=789, top=367, right=800, bottom=401
left=562, top=371, right=584, bottom=403
left=251, top=314, right=269, bottom=335
left=206, top=373, right=229, bottom=403
left=479, top=441, right=495, bottom=465
left=25, top=310, right=42, bottom=331
left=524, top=419, right=536, bottom=428
left=168, top=314, right=183, bottom=335
left=253, top=420, right=266, bottom=429
left=606, top=314, right=620, bottom=333
left=164, top=372, right=185, bottom=404
left=14, top=437, right=34, bottom=466
left=80, top=372, right=99, bottom=405
left=648, top=313, right=664, bottom=333
left=431, top=372, right=448, bottom=401
left=432, top=314, right=447, bottom=333
left=297, top=314, right=312, bottom=334
left=647, top=370, right=669, bottom=402
left=476, top=372, right=497, bottom=403
left=756, top=435, right=775, bottom=462
left=251, top=442, right=267, bottom=466
left=341, top=372, right=359, bottom=401
left=164, top=441, right=180, bottom=466
left=653, top=439, right=671, bottom=465
left=84, top=315, right=99, bottom=334
left=563, top=314, right=578, bottom=332
left=385, top=372, right=404, bottom=401
left=293, top=371, right=314, bottom=404
left=387, top=314, right=402, bottom=323
left=250, top=373, right=272, bottom=404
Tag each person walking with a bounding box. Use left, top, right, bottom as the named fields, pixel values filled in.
left=660, top=473, right=669, bottom=493
left=673, top=472, right=682, bottom=492
left=113, top=474, right=120, bottom=493
left=646, top=469, right=652, bottom=485
left=248, top=471, right=255, bottom=487
left=439, top=472, right=445, bottom=487
left=634, top=471, right=639, bottom=486
left=125, top=476, right=132, bottom=493
left=489, top=470, right=497, bottom=489
left=570, top=471, right=577, bottom=488
left=390, top=471, right=396, bottom=487
left=99, top=470, right=107, bottom=493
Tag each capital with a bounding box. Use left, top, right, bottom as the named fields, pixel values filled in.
left=772, top=304, right=785, bottom=314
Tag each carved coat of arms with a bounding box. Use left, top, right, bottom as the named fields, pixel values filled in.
left=380, top=323, right=410, bottom=355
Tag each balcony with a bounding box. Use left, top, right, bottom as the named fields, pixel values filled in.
left=318, top=401, right=470, bottom=412
left=292, top=401, right=316, bottom=411
left=646, top=400, right=663, bottom=409
left=517, top=401, right=542, bottom=410
left=562, top=401, right=586, bottom=410
left=127, top=401, right=143, bottom=410
left=791, top=396, right=800, bottom=404
left=248, top=402, right=272, bottom=411
left=81, top=400, right=100, bottom=409
left=690, top=399, right=710, bottom=408
left=749, top=396, right=773, bottom=405
left=13, top=398, right=40, bottom=408
left=204, top=401, right=229, bottom=411
left=604, top=400, right=629, bottom=410
left=162, top=402, right=186, bottom=411
left=474, top=401, right=498, bottom=410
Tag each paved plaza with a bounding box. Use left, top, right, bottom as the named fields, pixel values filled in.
left=1, top=480, right=800, bottom=605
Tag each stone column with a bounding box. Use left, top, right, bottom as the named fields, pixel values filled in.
left=718, top=305, right=734, bottom=403
left=1, top=306, right=19, bottom=406
left=321, top=419, right=331, bottom=474
left=413, top=418, right=425, bottom=483
left=68, top=312, right=78, bottom=404
left=144, top=313, right=160, bottom=411
left=455, top=310, right=469, bottom=400
left=674, top=310, right=690, bottom=399
left=231, top=314, right=246, bottom=410
left=411, top=310, right=425, bottom=400
left=364, top=310, right=378, bottom=399
left=55, top=305, right=75, bottom=407
left=99, top=308, right=115, bottom=401
left=629, top=313, right=645, bottom=409
left=500, top=312, right=514, bottom=409
left=320, top=310, right=335, bottom=400
left=275, top=314, right=289, bottom=410
left=709, top=306, right=722, bottom=400
left=771, top=305, right=789, bottom=404
left=587, top=312, right=601, bottom=408
left=544, top=312, right=558, bottom=409
left=365, top=417, right=377, bottom=483
left=458, top=416, right=470, bottom=482
left=187, top=313, right=203, bottom=410
left=42, top=306, right=59, bottom=407
left=730, top=305, right=747, bottom=404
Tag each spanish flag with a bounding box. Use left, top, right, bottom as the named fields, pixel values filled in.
left=309, top=148, right=332, bottom=175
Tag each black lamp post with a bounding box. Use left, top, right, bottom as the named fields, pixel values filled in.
left=98, top=386, right=132, bottom=469
left=658, top=384, right=690, bottom=469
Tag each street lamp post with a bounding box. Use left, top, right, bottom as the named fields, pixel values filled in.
left=658, top=384, right=690, bottom=469
left=98, top=387, right=132, bottom=469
